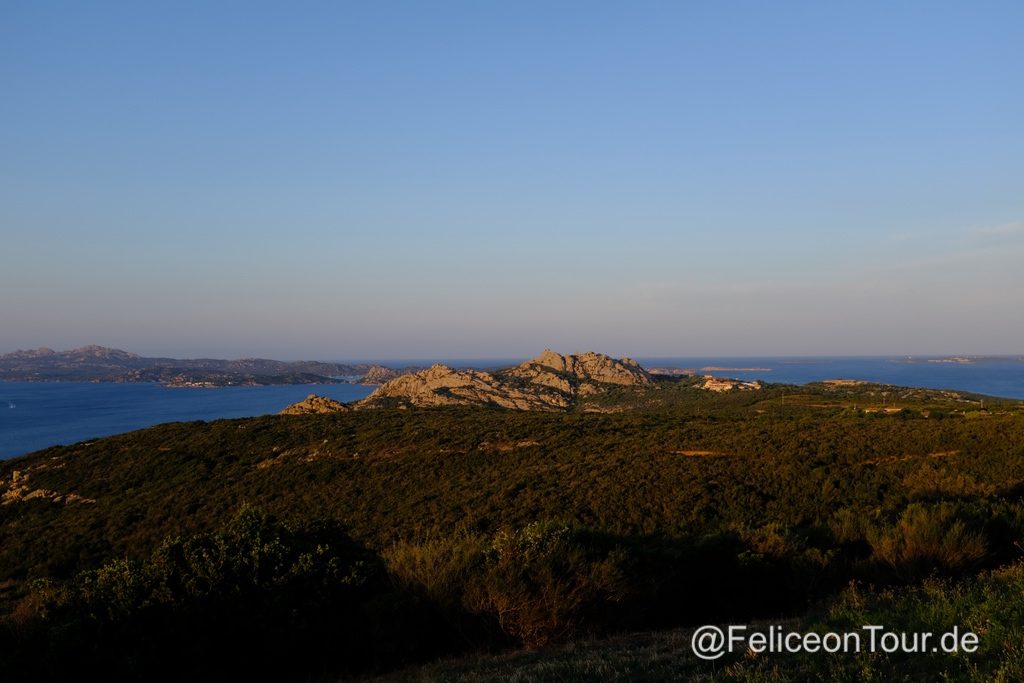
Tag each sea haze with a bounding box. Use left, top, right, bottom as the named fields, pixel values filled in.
left=1, top=356, right=1022, bottom=460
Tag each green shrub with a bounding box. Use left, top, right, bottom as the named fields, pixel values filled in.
left=465, top=522, right=630, bottom=648
left=872, top=504, right=988, bottom=579
left=3, top=506, right=405, bottom=681
left=383, top=533, right=487, bottom=607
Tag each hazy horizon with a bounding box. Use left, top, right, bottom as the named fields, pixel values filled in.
left=3, top=2, right=1022, bottom=358
left=2, top=343, right=1023, bottom=365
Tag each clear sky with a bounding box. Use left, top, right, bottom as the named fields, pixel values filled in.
left=2, top=1, right=1022, bottom=360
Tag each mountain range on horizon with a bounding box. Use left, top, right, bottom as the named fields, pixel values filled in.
left=0, top=345, right=675, bottom=393
left=0, top=345, right=406, bottom=387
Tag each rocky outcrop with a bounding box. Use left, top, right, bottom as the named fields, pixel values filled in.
left=700, top=376, right=762, bottom=392
left=365, top=364, right=571, bottom=410
left=280, top=394, right=352, bottom=415
left=358, top=365, right=419, bottom=385
left=507, top=349, right=652, bottom=389
left=1, top=467, right=95, bottom=506
left=360, top=350, right=654, bottom=411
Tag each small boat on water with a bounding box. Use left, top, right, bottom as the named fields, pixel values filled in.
left=7, top=402, right=14, bottom=409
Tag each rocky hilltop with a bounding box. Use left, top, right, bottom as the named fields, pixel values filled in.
left=276, top=351, right=782, bottom=415
left=366, top=349, right=653, bottom=410
left=357, top=364, right=421, bottom=385
left=700, top=376, right=762, bottom=392
left=506, top=349, right=651, bottom=395
left=283, top=350, right=655, bottom=413
left=279, top=394, right=352, bottom=415
left=366, top=363, right=571, bottom=410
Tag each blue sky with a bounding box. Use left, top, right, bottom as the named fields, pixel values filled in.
left=2, top=1, right=1022, bottom=359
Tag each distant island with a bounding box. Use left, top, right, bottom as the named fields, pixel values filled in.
left=0, top=345, right=421, bottom=387
left=895, top=355, right=1024, bottom=365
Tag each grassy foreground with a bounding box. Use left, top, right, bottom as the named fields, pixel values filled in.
left=374, top=562, right=1024, bottom=682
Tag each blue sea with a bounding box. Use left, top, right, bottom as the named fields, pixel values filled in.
left=635, top=356, right=1024, bottom=399
left=1, top=356, right=1022, bottom=460
left=0, top=383, right=374, bottom=460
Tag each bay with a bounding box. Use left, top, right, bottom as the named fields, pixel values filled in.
left=0, top=382, right=373, bottom=460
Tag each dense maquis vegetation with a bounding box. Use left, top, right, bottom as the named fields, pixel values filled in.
left=0, top=378, right=1022, bottom=680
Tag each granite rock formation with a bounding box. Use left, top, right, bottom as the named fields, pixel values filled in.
left=357, top=350, right=653, bottom=411
left=279, top=394, right=353, bottom=415
left=357, top=365, right=419, bottom=385
left=700, top=376, right=762, bottom=392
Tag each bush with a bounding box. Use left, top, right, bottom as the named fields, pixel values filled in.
left=465, top=522, right=629, bottom=648
left=383, top=533, right=487, bottom=607
left=872, top=504, right=988, bottom=580
left=3, top=506, right=404, bottom=681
